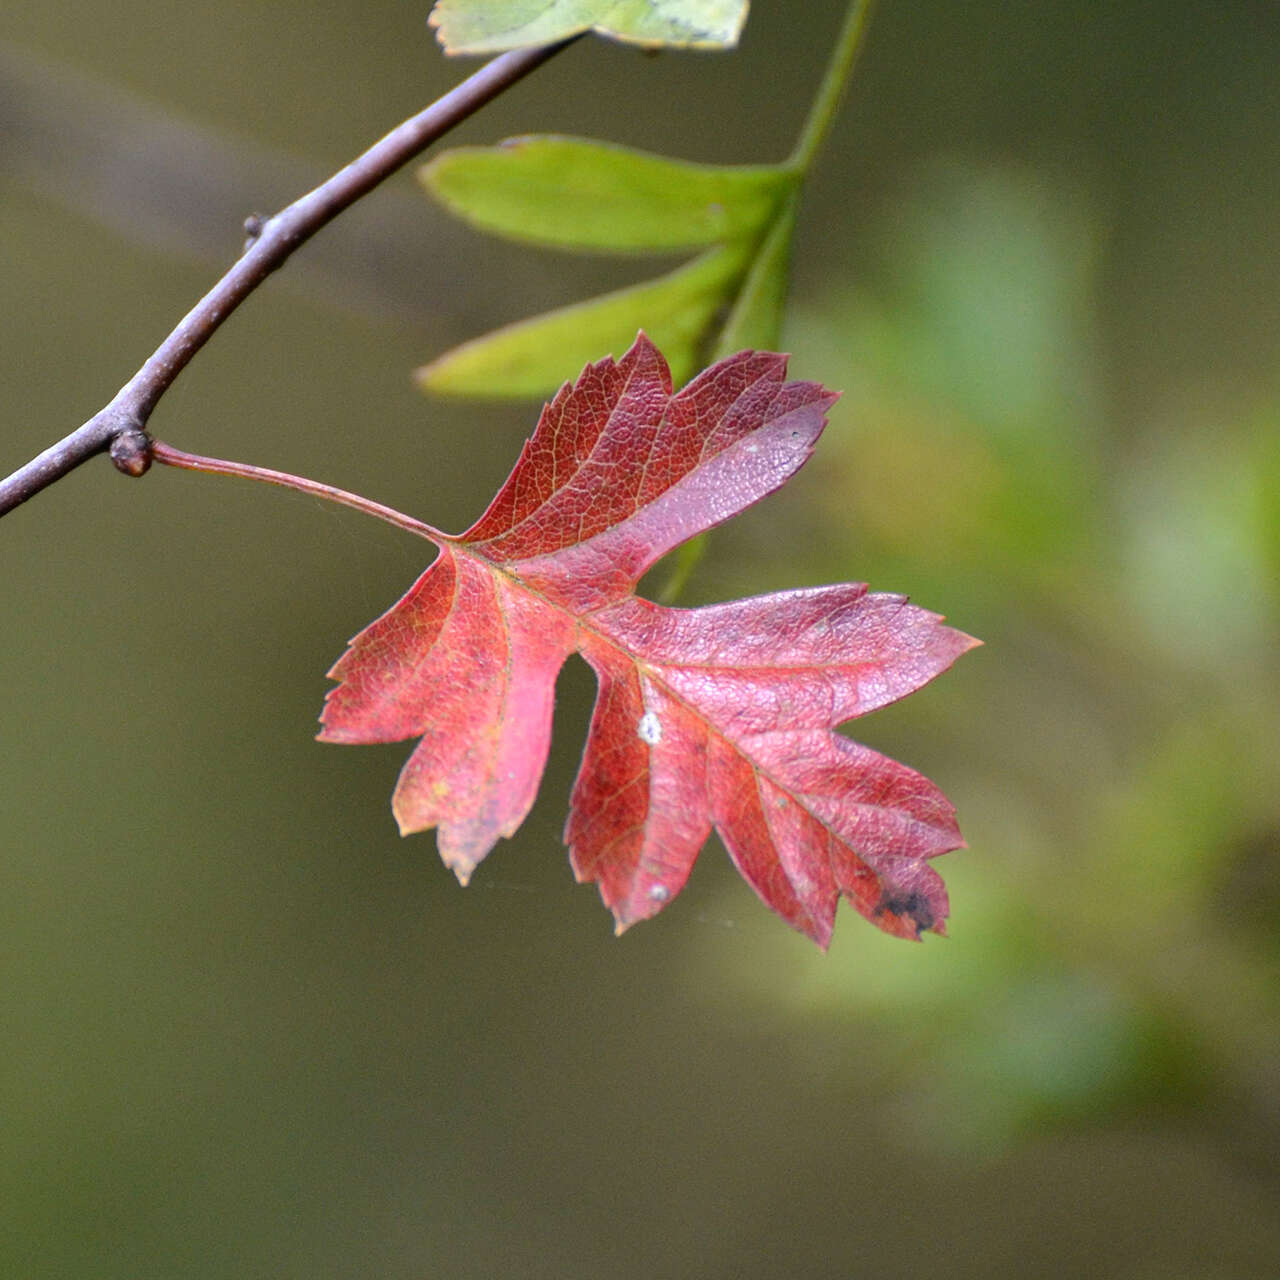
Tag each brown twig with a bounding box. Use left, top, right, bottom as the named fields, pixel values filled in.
left=0, top=37, right=576, bottom=518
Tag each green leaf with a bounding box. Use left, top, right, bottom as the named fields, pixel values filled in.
left=420, top=132, right=802, bottom=398
left=417, top=245, right=751, bottom=397
left=422, top=137, right=791, bottom=252
left=429, top=0, right=749, bottom=54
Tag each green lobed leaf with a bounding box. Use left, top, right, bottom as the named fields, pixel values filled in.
left=417, top=244, right=751, bottom=397
left=429, top=0, right=749, bottom=55
left=422, top=136, right=792, bottom=252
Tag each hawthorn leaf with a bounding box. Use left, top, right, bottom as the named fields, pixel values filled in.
left=422, top=137, right=790, bottom=251
left=429, top=0, right=749, bottom=55
left=417, top=243, right=751, bottom=397
left=419, top=135, right=802, bottom=398
left=322, top=333, right=977, bottom=946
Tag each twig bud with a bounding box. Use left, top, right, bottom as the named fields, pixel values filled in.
left=110, top=429, right=153, bottom=477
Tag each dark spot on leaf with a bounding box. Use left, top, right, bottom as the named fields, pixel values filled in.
left=875, top=890, right=936, bottom=937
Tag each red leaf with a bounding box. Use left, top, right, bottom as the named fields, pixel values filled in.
left=320, top=334, right=977, bottom=945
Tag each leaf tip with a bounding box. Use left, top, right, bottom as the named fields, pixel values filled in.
left=604, top=896, right=647, bottom=939
left=426, top=4, right=474, bottom=58
left=623, top=329, right=672, bottom=389
left=808, top=925, right=835, bottom=954
left=434, top=835, right=480, bottom=887
left=413, top=357, right=449, bottom=396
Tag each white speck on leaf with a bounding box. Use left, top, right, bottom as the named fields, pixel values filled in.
left=637, top=712, right=662, bottom=745
left=648, top=883, right=670, bottom=902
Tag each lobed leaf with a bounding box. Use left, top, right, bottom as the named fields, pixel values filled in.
left=429, top=0, right=749, bottom=55
left=322, top=334, right=976, bottom=945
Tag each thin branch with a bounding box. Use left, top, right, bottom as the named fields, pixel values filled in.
left=151, top=440, right=445, bottom=542
left=786, top=0, right=877, bottom=174
left=0, top=37, right=577, bottom=519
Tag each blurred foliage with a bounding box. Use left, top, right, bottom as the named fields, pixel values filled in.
left=706, top=160, right=1280, bottom=1159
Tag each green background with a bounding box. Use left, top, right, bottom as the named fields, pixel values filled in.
left=2, top=2, right=1278, bottom=1276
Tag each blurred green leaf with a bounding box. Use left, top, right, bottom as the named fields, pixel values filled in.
left=423, top=137, right=790, bottom=252
left=1122, top=422, right=1279, bottom=667
left=915, top=974, right=1164, bottom=1153
left=884, top=164, right=1101, bottom=440
left=1252, top=402, right=1280, bottom=597
left=429, top=0, right=749, bottom=54
left=786, top=164, right=1108, bottom=608
left=416, top=243, right=751, bottom=396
